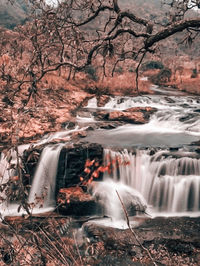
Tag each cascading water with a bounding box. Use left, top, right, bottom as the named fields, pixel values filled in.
left=0, top=144, right=63, bottom=217
left=1, top=89, right=200, bottom=220
left=0, top=127, right=84, bottom=217
left=103, top=149, right=200, bottom=215
left=85, top=92, right=200, bottom=217
left=28, top=144, right=64, bottom=211
left=86, top=94, right=200, bottom=147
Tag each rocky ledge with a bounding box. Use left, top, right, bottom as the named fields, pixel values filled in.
left=82, top=216, right=200, bottom=265
left=57, top=186, right=102, bottom=216
left=94, top=107, right=157, bottom=124
left=2, top=215, right=200, bottom=265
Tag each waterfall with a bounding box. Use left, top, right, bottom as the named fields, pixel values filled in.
left=0, top=144, right=63, bottom=217
left=92, top=178, right=147, bottom=220
left=28, top=144, right=63, bottom=212
left=103, top=149, right=200, bottom=214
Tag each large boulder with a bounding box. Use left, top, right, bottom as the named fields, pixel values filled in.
left=57, top=186, right=102, bottom=216
left=56, top=142, right=103, bottom=193
left=94, top=107, right=157, bottom=124
left=91, top=180, right=147, bottom=220
left=108, top=110, right=147, bottom=124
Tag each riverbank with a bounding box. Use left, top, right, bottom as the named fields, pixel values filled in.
left=0, top=71, right=153, bottom=152
left=1, top=214, right=200, bottom=265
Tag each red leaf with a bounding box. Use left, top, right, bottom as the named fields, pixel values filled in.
left=84, top=167, right=91, bottom=174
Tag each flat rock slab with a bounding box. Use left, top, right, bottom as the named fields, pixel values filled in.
left=94, top=107, right=157, bottom=124
left=57, top=187, right=102, bottom=216
left=82, top=216, right=200, bottom=254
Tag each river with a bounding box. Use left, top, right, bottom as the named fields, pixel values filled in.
left=82, top=86, right=200, bottom=218
left=1, top=86, right=200, bottom=220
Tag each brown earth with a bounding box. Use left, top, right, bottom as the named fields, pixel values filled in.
left=0, top=70, right=153, bottom=152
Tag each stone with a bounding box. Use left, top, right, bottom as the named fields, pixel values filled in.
left=57, top=186, right=101, bottom=216
left=108, top=110, right=147, bottom=124
left=94, top=110, right=109, bottom=120
left=56, top=143, right=103, bottom=190
left=94, top=107, right=157, bottom=124
left=179, top=113, right=196, bottom=122
left=83, top=221, right=140, bottom=247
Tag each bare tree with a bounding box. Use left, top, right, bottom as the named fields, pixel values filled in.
left=2, top=0, right=200, bottom=101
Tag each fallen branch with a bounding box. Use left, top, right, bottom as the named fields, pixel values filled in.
left=116, top=190, right=157, bottom=266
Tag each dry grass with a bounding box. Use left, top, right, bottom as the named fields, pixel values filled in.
left=0, top=216, right=82, bottom=266
left=95, top=72, right=153, bottom=96
left=167, top=69, right=200, bottom=95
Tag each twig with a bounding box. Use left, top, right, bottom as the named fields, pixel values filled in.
left=39, top=227, right=70, bottom=265
left=73, top=231, right=83, bottom=266
left=116, top=190, right=157, bottom=266
left=14, top=203, right=63, bottom=257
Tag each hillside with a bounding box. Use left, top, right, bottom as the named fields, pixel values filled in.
left=0, top=0, right=28, bottom=29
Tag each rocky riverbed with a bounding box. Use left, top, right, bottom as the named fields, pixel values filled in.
left=2, top=214, right=200, bottom=265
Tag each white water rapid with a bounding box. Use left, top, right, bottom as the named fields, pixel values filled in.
left=86, top=94, right=200, bottom=147
left=0, top=127, right=84, bottom=218
left=28, top=144, right=63, bottom=211
left=85, top=92, right=200, bottom=218
left=103, top=149, right=200, bottom=216
left=1, top=89, right=200, bottom=220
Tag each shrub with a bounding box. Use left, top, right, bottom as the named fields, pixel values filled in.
left=150, top=67, right=172, bottom=84
left=115, top=66, right=123, bottom=74
left=84, top=65, right=98, bottom=81
left=128, top=68, right=134, bottom=73
left=191, top=68, right=198, bottom=78
left=141, top=60, right=164, bottom=71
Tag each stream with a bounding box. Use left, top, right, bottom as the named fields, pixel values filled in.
left=0, top=86, right=200, bottom=222
left=82, top=87, right=200, bottom=218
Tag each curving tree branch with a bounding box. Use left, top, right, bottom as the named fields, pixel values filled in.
left=1, top=0, right=200, bottom=103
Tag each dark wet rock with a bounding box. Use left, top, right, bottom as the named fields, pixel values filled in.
left=85, top=121, right=122, bottom=130
left=94, top=110, right=109, bottom=120
left=83, top=216, right=200, bottom=264
left=164, top=97, right=176, bottom=103
left=61, top=121, right=76, bottom=129
left=169, top=147, right=179, bottom=151
left=179, top=113, right=197, bottom=122
left=99, top=121, right=122, bottom=129
left=96, top=255, right=137, bottom=266
left=22, top=145, right=44, bottom=186
left=86, top=126, right=95, bottom=131
left=195, top=148, right=200, bottom=154
left=194, top=109, right=200, bottom=113
left=190, top=140, right=200, bottom=146
left=57, top=187, right=102, bottom=216
left=180, top=103, right=190, bottom=108
left=165, top=240, right=195, bottom=255
left=83, top=222, right=140, bottom=247
left=56, top=142, right=103, bottom=192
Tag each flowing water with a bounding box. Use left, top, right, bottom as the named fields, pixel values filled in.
left=0, top=128, right=83, bottom=217
left=86, top=94, right=200, bottom=147
left=103, top=149, right=200, bottom=217
left=28, top=144, right=64, bottom=210
left=85, top=90, right=200, bottom=218
left=0, top=87, right=200, bottom=220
